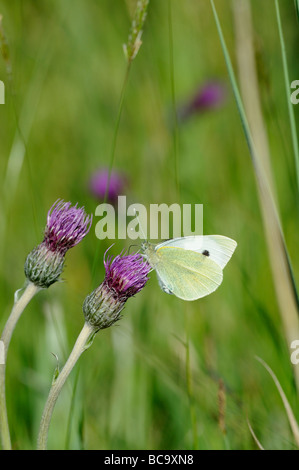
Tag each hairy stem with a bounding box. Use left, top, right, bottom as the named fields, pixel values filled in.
left=37, top=322, right=96, bottom=450
left=0, top=281, right=39, bottom=450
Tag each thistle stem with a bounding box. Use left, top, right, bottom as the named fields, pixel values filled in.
left=37, top=322, right=96, bottom=450
left=0, top=281, right=39, bottom=450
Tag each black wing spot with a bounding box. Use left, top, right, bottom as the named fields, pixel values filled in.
left=202, top=250, right=210, bottom=257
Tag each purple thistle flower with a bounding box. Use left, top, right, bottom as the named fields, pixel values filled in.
left=44, top=199, right=93, bottom=256
left=178, top=81, right=227, bottom=122
left=83, top=249, right=150, bottom=330
left=103, top=251, right=150, bottom=300
left=89, top=169, right=127, bottom=205
left=24, top=200, right=92, bottom=288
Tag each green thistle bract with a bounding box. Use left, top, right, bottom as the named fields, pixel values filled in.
left=83, top=250, right=150, bottom=330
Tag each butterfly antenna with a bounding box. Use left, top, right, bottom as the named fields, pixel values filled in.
left=128, top=243, right=140, bottom=254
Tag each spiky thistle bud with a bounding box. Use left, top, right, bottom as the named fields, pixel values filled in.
left=83, top=250, right=150, bottom=330
left=24, top=199, right=92, bottom=288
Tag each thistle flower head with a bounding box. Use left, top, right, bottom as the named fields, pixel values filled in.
left=44, top=199, right=93, bottom=255
left=89, top=169, right=127, bottom=205
left=24, top=199, right=92, bottom=288
left=83, top=249, right=150, bottom=330
left=103, top=251, right=150, bottom=299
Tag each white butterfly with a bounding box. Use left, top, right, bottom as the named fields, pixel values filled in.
left=141, top=235, right=237, bottom=301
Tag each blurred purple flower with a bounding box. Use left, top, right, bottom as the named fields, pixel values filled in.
left=89, top=169, right=127, bottom=205
left=83, top=249, right=150, bottom=329
left=178, top=81, right=227, bottom=122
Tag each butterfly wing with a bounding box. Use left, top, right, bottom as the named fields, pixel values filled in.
left=155, top=246, right=223, bottom=301
left=156, top=273, right=174, bottom=295
left=156, top=235, right=237, bottom=269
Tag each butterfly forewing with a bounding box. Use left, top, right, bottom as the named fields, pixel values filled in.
left=156, top=235, right=237, bottom=269
left=155, top=246, right=223, bottom=301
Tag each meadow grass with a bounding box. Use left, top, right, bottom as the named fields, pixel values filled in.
left=0, top=0, right=299, bottom=450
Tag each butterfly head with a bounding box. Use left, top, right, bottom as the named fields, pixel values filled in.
left=141, top=240, right=152, bottom=256
left=140, top=240, right=158, bottom=268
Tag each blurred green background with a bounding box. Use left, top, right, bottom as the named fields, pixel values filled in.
left=0, top=0, right=299, bottom=450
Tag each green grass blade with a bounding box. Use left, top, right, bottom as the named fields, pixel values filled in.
left=210, top=0, right=299, bottom=390
left=275, top=0, right=299, bottom=191
left=168, top=0, right=180, bottom=200
left=256, top=357, right=299, bottom=447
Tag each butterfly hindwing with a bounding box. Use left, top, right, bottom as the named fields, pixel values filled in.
left=155, top=246, right=223, bottom=301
